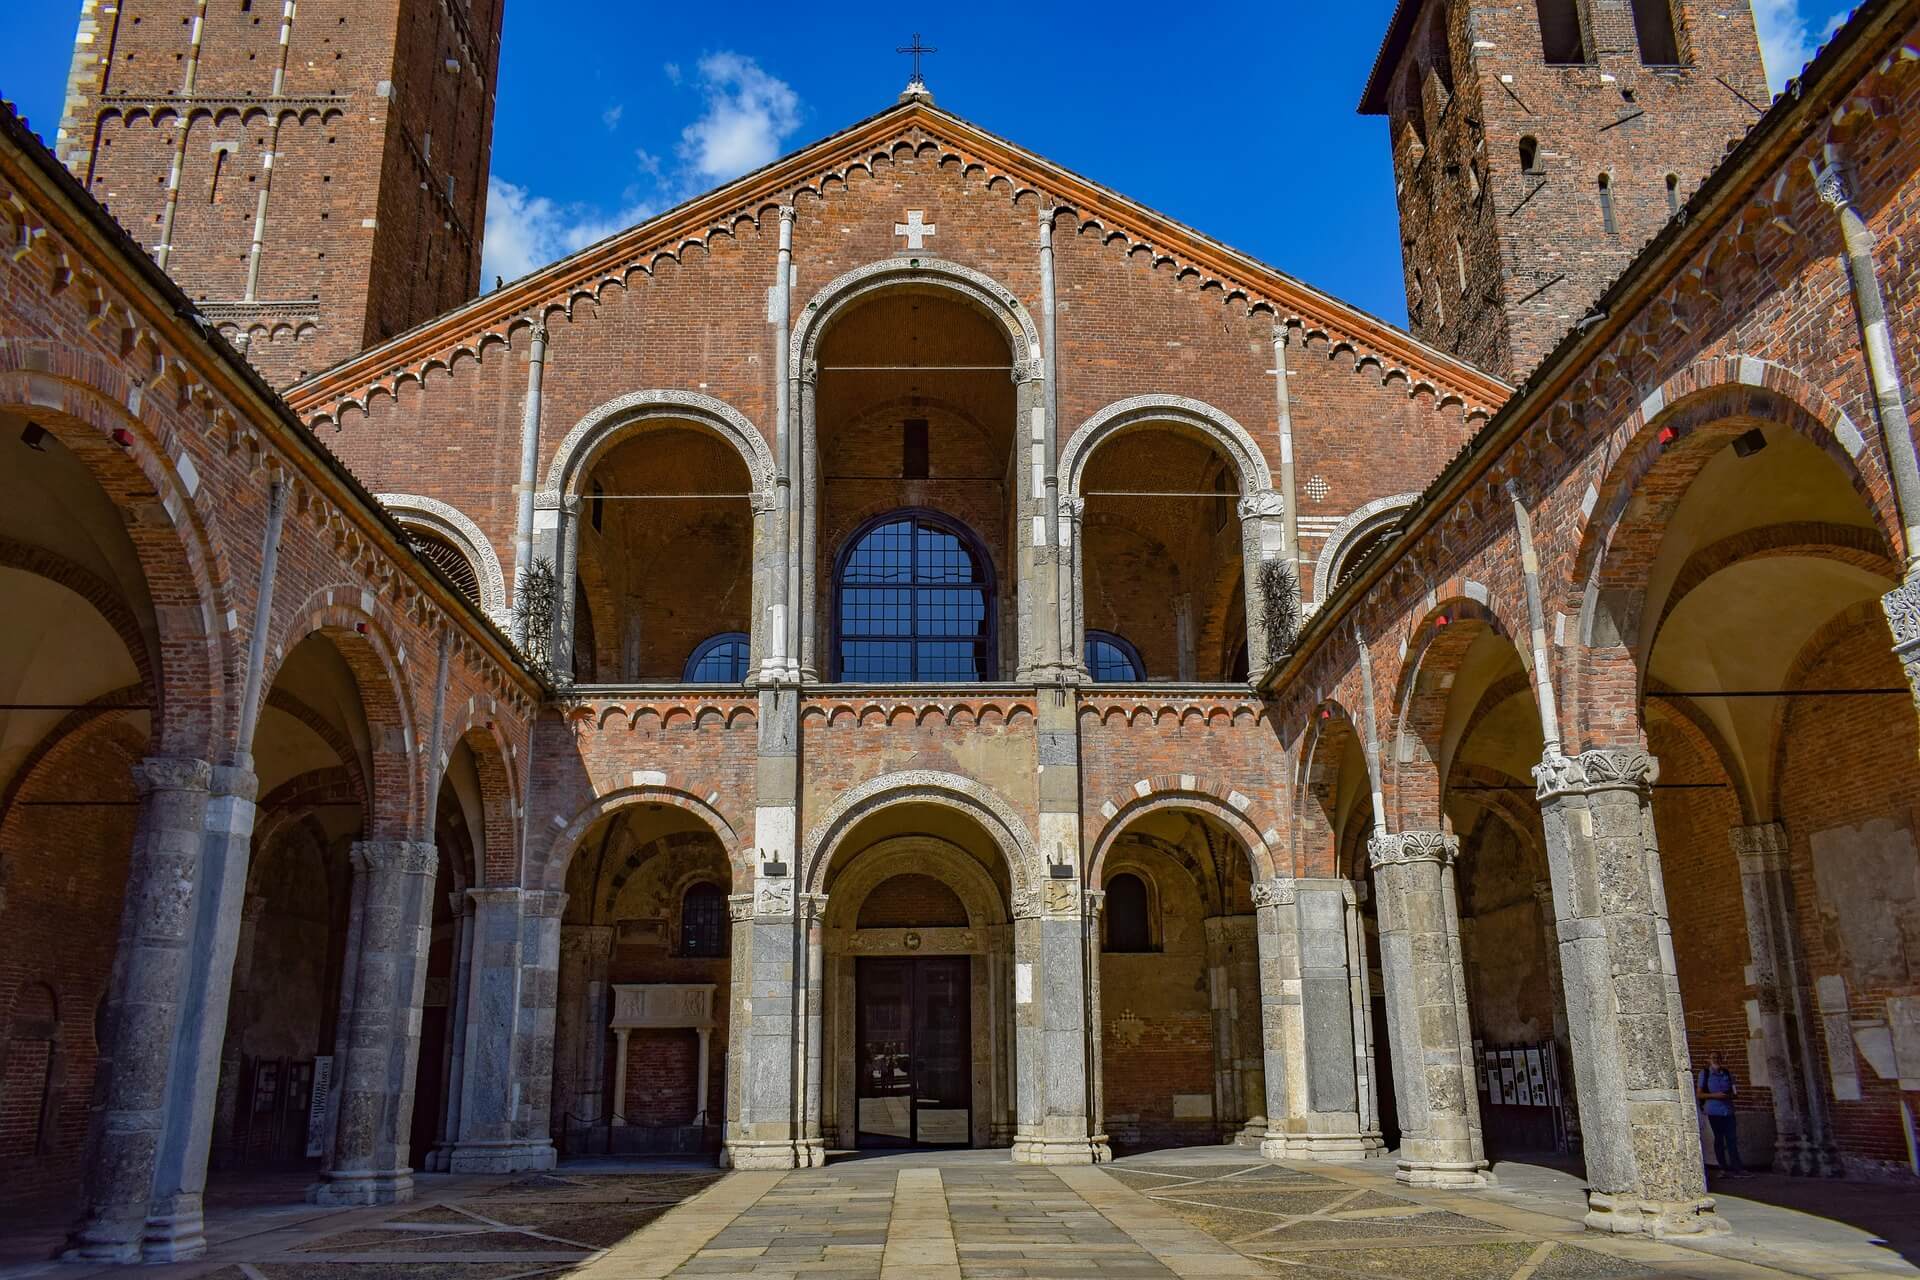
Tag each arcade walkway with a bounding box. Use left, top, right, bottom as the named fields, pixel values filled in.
left=3, top=1148, right=1914, bottom=1280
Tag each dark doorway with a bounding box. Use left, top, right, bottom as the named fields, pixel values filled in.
left=855, top=957, right=971, bottom=1148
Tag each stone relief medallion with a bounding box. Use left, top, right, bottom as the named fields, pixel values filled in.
left=755, top=880, right=794, bottom=916
left=1043, top=879, right=1077, bottom=915
left=904, top=931, right=922, bottom=951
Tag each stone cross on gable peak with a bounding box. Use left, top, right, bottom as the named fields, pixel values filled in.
left=894, top=210, right=936, bottom=250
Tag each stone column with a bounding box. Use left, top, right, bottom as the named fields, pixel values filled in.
left=723, top=878, right=813, bottom=1168
left=144, top=764, right=261, bottom=1259
left=1059, top=496, right=1089, bottom=678
left=1531, top=877, right=1580, bottom=1150
left=1011, top=876, right=1102, bottom=1163
left=1533, top=749, right=1722, bottom=1236
left=553, top=924, right=615, bottom=1149
left=552, top=495, right=583, bottom=678
left=1257, top=878, right=1378, bottom=1159
left=750, top=491, right=789, bottom=682
left=529, top=491, right=565, bottom=672
left=1084, top=890, right=1107, bottom=1149
left=66, top=757, right=212, bottom=1263
left=510, top=890, right=565, bottom=1167
left=1368, top=831, right=1488, bottom=1186
left=795, top=365, right=819, bottom=679
left=311, top=840, right=438, bottom=1206
left=447, top=888, right=530, bottom=1172
left=1012, top=362, right=1052, bottom=680
left=429, top=892, right=474, bottom=1171
left=1731, top=822, right=1840, bottom=1176
left=209, top=894, right=268, bottom=1166
left=1238, top=489, right=1288, bottom=671
left=612, top=1028, right=632, bottom=1123
left=1204, top=913, right=1265, bottom=1144
left=799, top=891, right=828, bottom=1157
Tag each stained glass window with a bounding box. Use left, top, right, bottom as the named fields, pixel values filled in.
left=836, top=512, right=994, bottom=682
left=685, top=632, right=750, bottom=683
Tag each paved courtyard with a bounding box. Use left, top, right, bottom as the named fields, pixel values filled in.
left=5, top=1149, right=1915, bottom=1280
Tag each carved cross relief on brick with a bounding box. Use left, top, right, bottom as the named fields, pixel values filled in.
left=894, top=210, right=936, bottom=250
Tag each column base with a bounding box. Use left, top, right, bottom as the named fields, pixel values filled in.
left=722, top=1138, right=826, bottom=1169
left=307, top=1169, right=415, bottom=1207
left=63, top=1224, right=144, bottom=1265
left=1396, top=1157, right=1492, bottom=1188
left=1228, top=1119, right=1268, bottom=1147
left=1011, top=1134, right=1107, bottom=1165
left=141, top=1200, right=207, bottom=1262
left=1584, top=1191, right=1726, bottom=1237
left=1261, top=1131, right=1387, bottom=1161
left=448, top=1140, right=557, bottom=1174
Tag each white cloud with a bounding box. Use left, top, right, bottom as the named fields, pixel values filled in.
left=481, top=177, right=654, bottom=288
left=1752, top=0, right=1854, bottom=91
left=677, top=52, right=801, bottom=182
left=602, top=103, right=624, bottom=130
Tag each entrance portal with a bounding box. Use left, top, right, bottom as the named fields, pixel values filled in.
left=855, top=957, right=971, bottom=1148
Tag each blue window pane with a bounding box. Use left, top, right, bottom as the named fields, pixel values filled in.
left=685, top=633, right=750, bottom=682
left=1085, top=631, right=1143, bottom=682
left=836, top=511, right=994, bottom=681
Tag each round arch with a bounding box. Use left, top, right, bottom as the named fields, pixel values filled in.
left=1314, top=492, right=1420, bottom=604
left=543, top=389, right=777, bottom=500
left=1086, top=790, right=1276, bottom=884
left=1060, top=395, right=1275, bottom=500
left=823, top=836, right=1012, bottom=928
left=378, top=493, right=509, bottom=625
left=539, top=783, right=748, bottom=892
left=791, top=257, right=1041, bottom=370
left=800, top=770, right=1038, bottom=898
left=830, top=507, right=999, bottom=682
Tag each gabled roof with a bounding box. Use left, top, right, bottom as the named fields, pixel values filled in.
left=285, top=98, right=1510, bottom=419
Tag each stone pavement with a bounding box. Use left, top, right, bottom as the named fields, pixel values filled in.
left=4, top=1149, right=1914, bottom=1280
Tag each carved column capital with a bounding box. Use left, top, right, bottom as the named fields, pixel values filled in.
left=1532, top=747, right=1658, bottom=801
left=352, top=839, right=438, bottom=875
left=1010, top=356, right=1045, bottom=385
left=777, top=204, right=797, bottom=224
left=798, top=891, right=829, bottom=922
left=728, top=891, right=756, bottom=922
left=132, top=756, right=213, bottom=795
left=1251, top=878, right=1297, bottom=908
left=1881, top=577, right=1920, bottom=652
left=1367, top=829, right=1459, bottom=869
left=1237, top=488, right=1285, bottom=521
left=1058, top=495, right=1086, bottom=523
left=1729, top=821, right=1790, bottom=872
left=1812, top=161, right=1852, bottom=210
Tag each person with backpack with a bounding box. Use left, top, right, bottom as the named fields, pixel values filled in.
left=1696, top=1050, right=1747, bottom=1176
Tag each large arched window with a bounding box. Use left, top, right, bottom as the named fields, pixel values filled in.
left=680, top=882, right=727, bottom=957
left=834, top=510, right=995, bottom=682
left=685, top=632, right=750, bottom=683
left=1105, top=873, right=1154, bottom=953
left=1084, top=630, right=1144, bottom=683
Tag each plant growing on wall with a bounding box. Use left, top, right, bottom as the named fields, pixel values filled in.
left=1258, top=558, right=1302, bottom=660
left=513, top=557, right=559, bottom=680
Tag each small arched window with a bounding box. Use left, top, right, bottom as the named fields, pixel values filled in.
left=1536, top=0, right=1587, bottom=63
left=835, top=510, right=995, bottom=682
left=1085, top=631, right=1144, bottom=683
left=1105, top=873, right=1154, bottom=953
left=680, top=882, right=727, bottom=957
left=1597, top=173, right=1617, bottom=234
left=1665, top=172, right=1681, bottom=215
left=1519, top=136, right=1540, bottom=174
left=685, top=632, right=751, bottom=683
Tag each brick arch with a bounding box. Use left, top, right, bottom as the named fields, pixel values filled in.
left=539, top=782, right=747, bottom=894
left=1388, top=596, right=1523, bottom=830
left=542, top=388, right=775, bottom=501
left=1292, top=700, right=1370, bottom=879
left=1561, top=364, right=1896, bottom=751
left=1060, top=394, right=1275, bottom=501
left=1649, top=520, right=1897, bottom=655
left=249, top=766, right=363, bottom=859
left=1637, top=689, right=1760, bottom=827
left=792, top=256, right=1041, bottom=372
left=0, top=538, right=158, bottom=708
left=1446, top=761, right=1548, bottom=860
left=1764, top=598, right=1904, bottom=824
left=261, top=686, right=373, bottom=830
left=1086, top=788, right=1275, bottom=884
left=440, top=725, right=519, bottom=888
left=0, top=358, right=233, bottom=760
left=258, top=591, right=421, bottom=841
left=800, top=770, right=1038, bottom=899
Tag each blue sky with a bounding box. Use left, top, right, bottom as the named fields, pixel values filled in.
left=2, top=0, right=1852, bottom=328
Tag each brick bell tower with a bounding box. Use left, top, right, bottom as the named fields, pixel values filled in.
left=1360, top=0, right=1768, bottom=382
left=56, top=0, right=505, bottom=387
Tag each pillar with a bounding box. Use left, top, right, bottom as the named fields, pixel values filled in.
left=428, top=892, right=474, bottom=1171
left=800, top=891, right=827, bottom=1156
left=143, top=764, right=261, bottom=1259
left=1012, top=361, right=1053, bottom=681
left=1533, top=749, right=1723, bottom=1236
left=208, top=894, right=268, bottom=1167
left=1059, top=496, right=1089, bottom=678
left=553, top=924, right=614, bottom=1149
left=1084, top=890, right=1107, bottom=1149
left=612, top=1028, right=632, bottom=1124
left=311, top=839, right=438, bottom=1206
left=1531, top=877, right=1580, bottom=1150
left=723, top=879, right=814, bottom=1168
left=1368, top=832, right=1488, bottom=1186
left=1257, top=878, right=1379, bottom=1159
left=1730, top=822, right=1841, bottom=1176
left=1205, top=913, right=1266, bottom=1145
left=66, top=757, right=212, bottom=1263
left=510, top=889, right=565, bottom=1167
left=1238, top=489, right=1288, bottom=671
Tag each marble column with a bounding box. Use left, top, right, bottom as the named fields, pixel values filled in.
left=1205, top=913, right=1266, bottom=1145
left=1238, top=488, right=1288, bottom=670
left=723, top=879, right=817, bottom=1169
left=1011, top=877, right=1102, bottom=1164
left=1368, top=832, right=1488, bottom=1186
left=553, top=924, right=615, bottom=1148
left=1534, top=749, right=1722, bottom=1236
left=144, top=764, right=261, bottom=1259
left=510, top=890, right=565, bottom=1167
left=800, top=891, right=827, bottom=1158
left=310, top=840, right=438, bottom=1206
left=447, top=887, right=523, bottom=1171
left=66, top=756, right=212, bottom=1263
left=1084, top=891, right=1107, bottom=1150
left=1731, top=822, right=1841, bottom=1176
left=1257, top=878, right=1380, bottom=1159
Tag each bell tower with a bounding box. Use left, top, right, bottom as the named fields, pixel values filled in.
left=1361, top=0, right=1768, bottom=381
left=56, top=0, right=505, bottom=387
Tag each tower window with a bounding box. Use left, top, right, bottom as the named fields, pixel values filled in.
left=1536, top=0, right=1587, bottom=64
left=1632, top=0, right=1684, bottom=64
left=1597, top=174, right=1617, bottom=233
left=1519, top=136, right=1541, bottom=174
left=1665, top=173, right=1681, bottom=215
left=1455, top=236, right=1468, bottom=292
left=1403, top=62, right=1428, bottom=147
